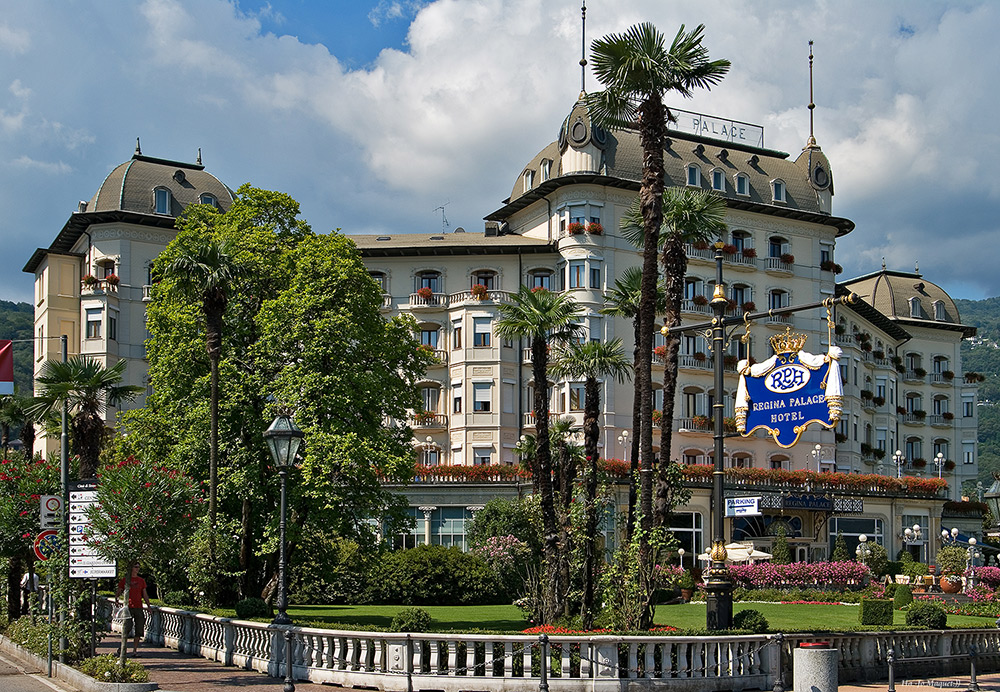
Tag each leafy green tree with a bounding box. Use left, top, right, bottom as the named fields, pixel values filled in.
left=551, top=339, right=631, bottom=629
left=769, top=525, right=791, bottom=565
left=495, top=286, right=580, bottom=624
left=85, top=455, right=200, bottom=664
left=0, top=456, right=60, bottom=620
left=587, top=23, right=729, bottom=628
left=0, top=390, right=38, bottom=459
left=30, top=358, right=141, bottom=478
left=601, top=270, right=666, bottom=538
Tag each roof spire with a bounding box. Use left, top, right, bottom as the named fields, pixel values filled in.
left=806, top=40, right=818, bottom=148
left=881, top=257, right=886, bottom=271
left=197, top=147, right=202, bottom=165
left=579, top=1, right=587, bottom=99
left=135, top=137, right=141, bottom=156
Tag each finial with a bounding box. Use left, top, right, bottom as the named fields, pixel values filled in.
left=881, top=257, right=886, bottom=271
left=579, top=1, right=587, bottom=96
left=806, top=40, right=817, bottom=148
left=196, top=147, right=202, bottom=165
left=915, top=260, right=919, bottom=273
left=135, top=137, right=141, bottom=156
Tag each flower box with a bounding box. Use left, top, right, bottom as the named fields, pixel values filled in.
left=586, top=222, right=603, bottom=235
left=780, top=253, right=795, bottom=265
left=567, top=222, right=585, bottom=235
left=416, top=286, right=434, bottom=300
left=741, top=247, right=757, bottom=259
left=693, top=351, right=707, bottom=362
left=470, top=283, right=488, bottom=300
left=741, top=301, right=756, bottom=312
left=653, top=345, right=667, bottom=359
left=105, top=273, right=120, bottom=286
left=872, top=396, right=885, bottom=407
left=942, top=370, right=955, bottom=380
left=692, top=295, right=709, bottom=306
left=942, top=411, right=954, bottom=420
left=82, top=274, right=98, bottom=287
left=721, top=243, right=738, bottom=255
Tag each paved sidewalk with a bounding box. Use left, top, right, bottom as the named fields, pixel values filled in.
left=96, top=634, right=294, bottom=690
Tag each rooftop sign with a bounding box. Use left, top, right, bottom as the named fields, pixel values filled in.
left=668, top=108, right=764, bottom=149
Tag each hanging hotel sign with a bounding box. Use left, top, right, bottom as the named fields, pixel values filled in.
left=735, top=329, right=843, bottom=448
left=782, top=494, right=834, bottom=512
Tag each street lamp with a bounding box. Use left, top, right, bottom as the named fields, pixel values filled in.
left=617, top=429, right=629, bottom=460
left=264, top=413, right=304, bottom=627
left=934, top=452, right=945, bottom=479
left=423, top=436, right=435, bottom=465
left=902, top=524, right=922, bottom=544
left=811, top=444, right=822, bottom=472
left=893, top=450, right=905, bottom=478
left=678, top=547, right=685, bottom=570
left=855, top=534, right=872, bottom=566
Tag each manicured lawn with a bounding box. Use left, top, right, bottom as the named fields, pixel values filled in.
left=280, top=602, right=996, bottom=633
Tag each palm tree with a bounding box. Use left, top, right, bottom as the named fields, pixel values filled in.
left=495, top=286, right=580, bottom=623
left=588, top=21, right=729, bottom=629
left=0, top=390, right=40, bottom=459
left=551, top=339, right=631, bottom=629
left=601, top=267, right=666, bottom=538
left=30, top=358, right=142, bottom=477
left=654, top=189, right=727, bottom=526
left=546, top=415, right=583, bottom=620
left=162, top=238, right=242, bottom=530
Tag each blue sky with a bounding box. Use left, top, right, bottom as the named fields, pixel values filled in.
left=1, top=0, right=999, bottom=304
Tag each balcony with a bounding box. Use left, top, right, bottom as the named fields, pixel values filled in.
left=675, top=417, right=713, bottom=434
left=142, top=284, right=153, bottom=301
left=929, top=373, right=954, bottom=386
left=409, top=292, right=448, bottom=310
left=681, top=299, right=711, bottom=315
left=903, top=370, right=926, bottom=383
left=423, top=349, right=448, bottom=366
left=684, top=245, right=715, bottom=262
left=410, top=413, right=448, bottom=430
left=678, top=354, right=711, bottom=371
left=81, top=278, right=119, bottom=295
left=765, top=313, right=791, bottom=326
left=522, top=411, right=555, bottom=428
left=764, top=257, right=793, bottom=274
left=451, top=288, right=514, bottom=305
left=928, top=414, right=953, bottom=427
left=380, top=294, right=392, bottom=311
left=725, top=253, right=757, bottom=271
left=902, top=412, right=927, bottom=426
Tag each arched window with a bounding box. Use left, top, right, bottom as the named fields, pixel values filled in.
left=731, top=452, right=753, bottom=469
left=682, top=386, right=704, bottom=418
left=731, top=230, right=752, bottom=253
left=771, top=179, right=786, bottom=202
left=768, top=289, right=788, bottom=310
left=415, top=270, right=441, bottom=293
left=933, top=300, right=946, bottom=321
left=369, top=271, right=387, bottom=292
left=471, top=269, right=497, bottom=290
left=932, top=395, right=948, bottom=416
left=769, top=454, right=788, bottom=470
left=153, top=187, right=171, bottom=215
left=711, top=168, right=725, bottom=191
left=734, top=173, right=750, bottom=196
left=199, top=193, right=218, bottom=207
left=523, top=169, right=534, bottom=193
left=540, top=160, right=551, bottom=182
left=904, top=436, right=922, bottom=461
left=906, top=392, right=922, bottom=413
left=909, top=297, right=922, bottom=318
left=528, top=269, right=552, bottom=290
left=682, top=448, right=703, bottom=466
left=768, top=236, right=788, bottom=258
left=686, top=164, right=701, bottom=187
left=418, top=323, right=441, bottom=349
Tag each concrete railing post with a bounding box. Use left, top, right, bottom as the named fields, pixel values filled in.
left=771, top=633, right=785, bottom=692
left=793, top=642, right=838, bottom=692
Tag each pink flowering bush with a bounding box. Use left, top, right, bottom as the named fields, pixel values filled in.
left=474, top=535, right=528, bottom=566
left=0, top=456, right=60, bottom=556
left=975, top=566, right=1000, bottom=590
left=728, top=561, right=871, bottom=588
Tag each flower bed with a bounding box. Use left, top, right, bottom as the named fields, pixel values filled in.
left=728, top=561, right=871, bottom=588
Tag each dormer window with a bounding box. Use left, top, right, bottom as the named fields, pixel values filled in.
left=771, top=179, right=786, bottom=203
left=933, top=300, right=946, bottom=321
left=711, top=168, right=725, bottom=191
left=199, top=193, right=218, bottom=208
left=686, top=164, right=701, bottom=187
left=154, top=187, right=171, bottom=215
left=735, top=173, right=749, bottom=196
left=910, top=297, right=922, bottom=318
left=540, top=160, right=551, bottom=182
left=523, top=169, right=534, bottom=193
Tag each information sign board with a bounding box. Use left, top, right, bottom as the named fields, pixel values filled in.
left=67, top=480, right=115, bottom=580
left=39, top=495, right=61, bottom=529
left=725, top=497, right=762, bottom=517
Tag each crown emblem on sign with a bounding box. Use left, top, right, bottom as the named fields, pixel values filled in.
left=770, top=328, right=808, bottom=355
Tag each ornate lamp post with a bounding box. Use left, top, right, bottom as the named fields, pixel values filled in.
left=810, top=444, right=822, bottom=472
left=678, top=547, right=685, bottom=570
left=264, top=413, right=304, bottom=627
left=893, top=449, right=905, bottom=478
left=855, top=534, right=872, bottom=566
left=617, top=429, right=628, bottom=460
left=934, top=452, right=945, bottom=479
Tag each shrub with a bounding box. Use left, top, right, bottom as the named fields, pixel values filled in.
left=79, top=654, right=149, bottom=683
left=234, top=597, right=270, bottom=620
left=162, top=590, right=193, bottom=608
left=390, top=607, right=432, bottom=632
left=936, top=546, right=967, bottom=575
left=733, top=609, right=769, bottom=633
left=905, top=602, right=947, bottom=629
left=367, top=544, right=507, bottom=605
left=893, top=585, right=913, bottom=610
left=902, top=561, right=929, bottom=581
left=859, top=598, right=893, bottom=626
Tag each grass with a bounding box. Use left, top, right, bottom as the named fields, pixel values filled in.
left=273, top=602, right=996, bottom=633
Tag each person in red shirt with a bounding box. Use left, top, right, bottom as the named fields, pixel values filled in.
left=115, top=563, right=151, bottom=655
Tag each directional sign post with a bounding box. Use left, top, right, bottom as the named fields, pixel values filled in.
left=725, top=497, right=762, bottom=517
left=68, top=480, right=116, bottom=579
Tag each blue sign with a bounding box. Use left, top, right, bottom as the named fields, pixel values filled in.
left=735, top=332, right=843, bottom=448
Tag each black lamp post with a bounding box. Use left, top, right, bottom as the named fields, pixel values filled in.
left=264, top=413, right=304, bottom=627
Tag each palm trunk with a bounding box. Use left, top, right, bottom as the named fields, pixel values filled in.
left=655, top=239, right=687, bottom=527
left=580, top=376, right=600, bottom=630
left=75, top=413, right=103, bottom=479
left=20, top=421, right=35, bottom=459
left=7, top=553, right=22, bottom=621
left=532, top=333, right=561, bottom=624
left=636, top=95, right=667, bottom=631
left=209, top=353, right=219, bottom=532
left=627, top=316, right=641, bottom=541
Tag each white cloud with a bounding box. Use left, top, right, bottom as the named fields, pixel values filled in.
left=11, top=156, right=71, bottom=174
left=9, top=79, right=31, bottom=100
left=0, top=22, right=30, bottom=55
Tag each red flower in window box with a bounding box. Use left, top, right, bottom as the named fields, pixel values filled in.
left=741, top=301, right=756, bottom=312
left=780, top=253, right=795, bottom=265
left=721, top=243, right=738, bottom=255
left=567, top=222, right=585, bottom=235
left=692, top=295, right=709, bottom=306
left=416, top=286, right=433, bottom=300
left=586, top=222, right=603, bottom=235
left=470, top=283, right=488, bottom=299
left=105, top=273, right=120, bottom=286
left=653, top=345, right=667, bottom=360
left=82, top=273, right=98, bottom=287
left=531, top=286, right=547, bottom=294
left=741, top=247, right=757, bottom=259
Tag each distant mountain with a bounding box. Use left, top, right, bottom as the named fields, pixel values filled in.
left=0, top=300, right=34, bottom=394
left=956, top=297, right=1000, bottom=492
